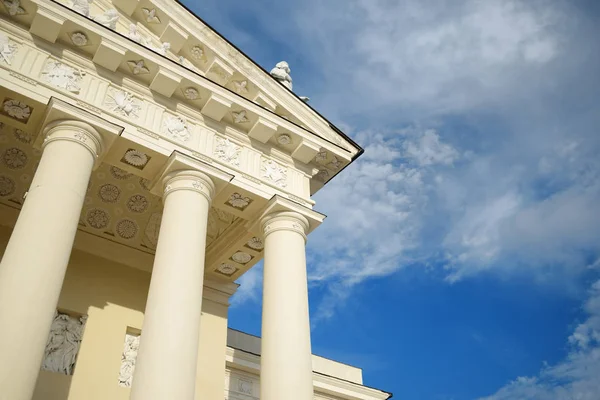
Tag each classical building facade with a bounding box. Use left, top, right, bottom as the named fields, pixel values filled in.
left=0, top=1, right=390, bottom=400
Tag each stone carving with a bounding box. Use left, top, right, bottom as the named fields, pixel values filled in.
left=238, top=379, right=253, bottom=395
left=127, top=60, right=149, bottom=75
left=116, top=219, right=138, bottom=239
left=41, top=60, right=83, bottom=93
left=0, top=175, right=15, bottom=196
left=94, top=9, right=119, bottom=30
left=315, top=169, right=329, bottom=182
left=139, top=178, right=151, bottom=191
left=98, top=183, right=120, bottom=203
left=246, top=237, right=264, bottom=251
left=13, top=129, right=31, bottom=143
left=119, top=333, right=140, bottom=387
left=232, top=251, right=252, bottom=264
left=70, top=32, right=88, bottom=46
left=110, top=166, right=133, bottom=180
left=122, top=149, right=149, bottom=169
left=328, top=156, right=342, bottom=169
left=41, top=312, right=87, bottom=376
left=3, top=0, right=25, bottom=16
left=261, top=159, right=287, bottom=188
left=3, top=147, right=27, bottom=169
left=144, top=212, right=162, bottom=248
left=315, top=150, right=327, bottom=163
left=233, top=80, right=249, bottom=94
left=127, top=24, right=144, bottom=44
left=86, top=208, right=110, bottom=229
left=215, top=137, right=240, bottom=166
left=217, top=263, right=237, bottom=276
left=277, top=134, right=292, bottom=145
left=232, top=110, right=249, bottom=124
left=162, top=115, right=190, bottom=142
left=270, top=61, right=292, bottom=90
left=70, top=0, right=92, bottom=17
left=0, top=33, right=18, bottom=65
left=105, top=89, right=141, bottom=118
left=127, top=194, right=149, bottom=213
left=183, top=87, right=199, bottom=100
left=149, top=42, right=170, bottom=56
left=190, top=45, right=204, bottom=60
left=142, top=8, right=160, bottom=24
left=226, top=192, right=251, bottom=210
left=2, top=98, right=31, bottom=121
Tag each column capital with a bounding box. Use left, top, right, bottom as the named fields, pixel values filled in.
left=42, top=120, right=104, bottom=159
left=162, top=170, right=216, bottom=203
left=260, top=211, right=310, bottom=241
left=248, top=195, right=326, bottom=239
left=149, top=151, right=233, bottom=199
left=35, top=97, right=123, bottom=166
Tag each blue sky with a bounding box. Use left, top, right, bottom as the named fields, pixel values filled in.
left=181, top=0, right=600, bottom=398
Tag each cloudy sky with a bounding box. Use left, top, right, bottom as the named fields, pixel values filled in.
left=183, top=0, right=600, bottom=398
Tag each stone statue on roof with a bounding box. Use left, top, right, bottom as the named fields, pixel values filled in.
left=270, top=61, right=293, bottom=90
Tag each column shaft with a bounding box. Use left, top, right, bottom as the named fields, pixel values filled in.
left=130, top=171, right=214, bottom=400
left=260, top=211, right=314, bottom=400
left=0, top=120, right=102, bottom=400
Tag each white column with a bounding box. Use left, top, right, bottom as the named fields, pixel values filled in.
left=130, top=171, right=215, bottom=400
left=0, top=120, right=103, bottom=400
left=260, top=211, right=314, bottom=400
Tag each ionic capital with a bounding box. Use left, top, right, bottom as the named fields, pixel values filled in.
left=162, top=170, right=216, bottom=203
left=260, top=211, right=310, bottom=241
left=42, top=120, right=104, bottom=159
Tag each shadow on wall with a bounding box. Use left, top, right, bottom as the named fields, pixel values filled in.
left=0, top=224, right=152, bottom=400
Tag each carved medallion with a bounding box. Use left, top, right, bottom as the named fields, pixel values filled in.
left=2, top=0, right=26, bottom=16
left=246, top=237, right=264, bottom=251
left=142, top=8, right=160, bottom=23
left=231, top=251, right=252, bottom=264
left=121, top=149, right=149, bottom=169
left=216, top=263, right=237, bottom=276
left=1, top=98, right=31, bottom=122
left=127, top=194, right=149, bottom=213
left=0, top=175, right=15, bottom=197
left=70, top=32, right=88, bottom=46
left=86, top=208, right=110, bottom=229
left=116, top=219, right=138, bottom=239
left=98, top=183, right=120, bottom=203
left=2, top=147, right=27, bottom=169
left=232, top=110, right=250, bottom=124
left=127, top=60, right=150, bottom=75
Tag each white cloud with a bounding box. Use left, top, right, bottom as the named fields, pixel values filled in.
left=480, top=280, right=600, bottom=400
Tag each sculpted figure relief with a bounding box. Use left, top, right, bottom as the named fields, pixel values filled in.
left=118, top=333, right=140, bottom=387
left=70, top=0, right=92, bottom=17
left=41, top=312, right=87, bottom=375
left=270, top=61, right=293, bottom=90
left=94, top=8, right=119, bottom=30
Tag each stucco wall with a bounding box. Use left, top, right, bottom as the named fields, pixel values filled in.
left=0, top=225, right=229, bottom=400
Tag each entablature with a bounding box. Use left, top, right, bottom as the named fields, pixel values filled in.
left=0, top=0, right=359, bottom=194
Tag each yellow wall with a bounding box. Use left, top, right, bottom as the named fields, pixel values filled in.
left=0, top=225, right=230, bottom=400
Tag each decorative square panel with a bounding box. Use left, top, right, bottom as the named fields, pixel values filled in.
left=121, top=148, right=150, bottom=170
left=225, top=192, right=252, bottom=211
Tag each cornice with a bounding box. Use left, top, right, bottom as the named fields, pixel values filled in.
left=225, top=346, right=391, bottom=400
